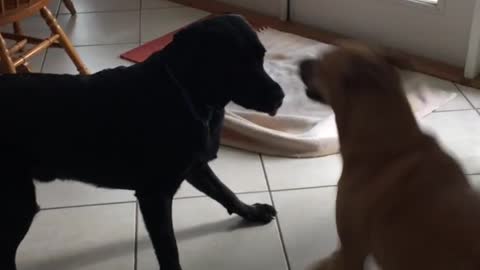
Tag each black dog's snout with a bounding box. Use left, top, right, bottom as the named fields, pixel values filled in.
left=276, top=84, right=285, bottom=100
left=273, top=84, right=285, bottom=106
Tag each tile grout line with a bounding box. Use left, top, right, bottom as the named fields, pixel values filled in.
left=38, top=49, right=49, bottom=73
left=433, top=108, right=477, bottom=113
left=272, top=184, right=339, bottom=193
left=55, top=6, right=187, bottom=16
left=134, top=201, right=139, bottom=270
left=72, top=42, right=140, bottom=48
left=260, top=154, right=293, bottom=270
left=139, top=0, right=143, bottom=44
left=454, top=83, right=480, bottom=114
left=71, top=41, right=141, bottom=48
left=41, top=200, right=137, bottom=211
left=38, top=171, right=480, bottom=211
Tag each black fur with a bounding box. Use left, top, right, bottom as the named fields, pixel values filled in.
left=2, top=14, right=284, bottom=270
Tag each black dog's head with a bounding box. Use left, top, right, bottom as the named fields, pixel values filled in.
left=169, top=14, right=284, bottom=115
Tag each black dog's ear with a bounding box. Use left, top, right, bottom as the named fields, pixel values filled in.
left=173, top=17, right=229, bottom=48
left=172, top=14, right=216, bottom=43
left=173, top=22, right=202, bottom=43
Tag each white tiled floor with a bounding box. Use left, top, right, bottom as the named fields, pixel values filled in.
left=137, top=193, right=287, bottom=270
left=5, top=1, right=480, bottom=269
left=458, top=84, right=480, bottom=108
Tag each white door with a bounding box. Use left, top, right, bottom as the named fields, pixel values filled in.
left=290, top=0, right=476, bottom=68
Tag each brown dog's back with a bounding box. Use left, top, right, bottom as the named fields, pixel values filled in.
left=368, top=144, right=480, bottom=269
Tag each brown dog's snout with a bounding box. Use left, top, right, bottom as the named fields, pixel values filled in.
left=299, top=59, right=316, bottom=85
left=299, top=59, right=326, bottom=103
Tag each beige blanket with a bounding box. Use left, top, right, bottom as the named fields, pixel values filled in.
left=221, top=28, right=457, bottom=158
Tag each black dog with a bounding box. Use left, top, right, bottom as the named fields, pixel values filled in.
left=2, top=14, right=284, bottom=270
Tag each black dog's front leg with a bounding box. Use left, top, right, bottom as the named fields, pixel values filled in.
left=187, top=163, right=276, bottom=223
left=136, top=192, right=181, bottom=270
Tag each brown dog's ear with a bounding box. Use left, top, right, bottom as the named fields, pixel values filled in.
left=377, top=47, right=414, bottom=71
left=336, top=39, right=414, bottom=70
left=342, top=51, right=402, bottom=91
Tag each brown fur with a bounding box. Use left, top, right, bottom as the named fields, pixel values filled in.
left=299, top=42, right=480, bottom=270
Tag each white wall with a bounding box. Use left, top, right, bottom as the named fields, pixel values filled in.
left=291, top=0, right=475, bottom=67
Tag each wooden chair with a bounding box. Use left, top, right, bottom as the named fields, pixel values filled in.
left=0, top=0, right=89, bottom=74
left=11, top=0, right=75, bottom=48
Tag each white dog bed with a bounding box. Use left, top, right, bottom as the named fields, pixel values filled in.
left=221, top=28, right=457, bottom=158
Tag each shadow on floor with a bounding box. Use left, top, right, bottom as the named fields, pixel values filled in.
left=20, top=216, right=267, bottom=269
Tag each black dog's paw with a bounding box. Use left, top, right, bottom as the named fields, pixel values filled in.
left=241, top=203, right=277, bottom=224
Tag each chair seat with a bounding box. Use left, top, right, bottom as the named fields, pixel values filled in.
left=0, top=0, right=49, bottom=26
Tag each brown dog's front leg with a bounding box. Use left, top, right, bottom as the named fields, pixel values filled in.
left=311, top=249, right=365, bottom=270
left=137, top=192, right=182, bottom=270
left=309, top=250, right=339, bottom=270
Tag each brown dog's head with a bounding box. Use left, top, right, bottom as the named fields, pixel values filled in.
left=299, top=41, right=410, bottom=106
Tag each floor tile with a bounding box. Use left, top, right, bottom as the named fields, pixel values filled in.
left=272, top=187, right=338, bottom=270
left=420, top=110, right=480, bottom=174
left=141, top=0, right=183, bottom=9
left=176, top=147, right=269, bottom=198
left=57, top=11, right=140, bottom=46
left=49, top=0, right=61, bottom=14
left=35, top=180, right=135, bottom=209
left=273, top=177, right=480, bottom=270
left=469, top=174, right=480, bottom=189
left=434, top=88, right=472, bottom=112
left=263, top=154, right=342, bottom=190
left=42, top=43, right=137, bottom=74
left=59, top=0, right=140, bottom=14
left=24, top=47, right=46, bottom=73
left=17, top=203, right=136, bottom=270
left=137, top=193, right=287, bottom=270
left=141, top=7, right=209, bottom=43
left=1, top=15, right=51, bottom=39
left=396, top=72, right=471, bottom=112
left=457, top=84, right=480, bottom=108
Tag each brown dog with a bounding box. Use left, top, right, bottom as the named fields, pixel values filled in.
left=299, top=42, right=480, bottom=270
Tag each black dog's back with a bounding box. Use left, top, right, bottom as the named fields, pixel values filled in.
left=0, top=64, right=209, bottom=189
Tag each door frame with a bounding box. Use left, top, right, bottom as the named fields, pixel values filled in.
left=465, top=0, right=480, bottom=79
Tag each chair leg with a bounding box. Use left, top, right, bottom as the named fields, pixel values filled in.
left=62, top=0, right=76, bottom=15
left=39, top=6, right=89, bottom=75
left=13, top=22, right=26, bottom=52
left=0, top=33, right=16, bottom=74
left=13, top=22, right=23, bottom=35
left=17, top=63, right=32, bottom=74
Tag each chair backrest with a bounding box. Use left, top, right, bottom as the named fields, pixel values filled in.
left=1, top=0, right=32, bottom=15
